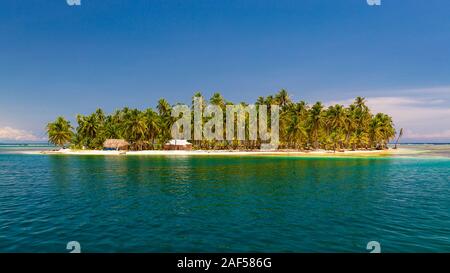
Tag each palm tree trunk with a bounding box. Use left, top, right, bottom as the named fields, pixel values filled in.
left=394, top=128, right=403, bottom=149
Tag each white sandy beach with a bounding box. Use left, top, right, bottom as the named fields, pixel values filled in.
left=36, top=148, right=417, bottom=157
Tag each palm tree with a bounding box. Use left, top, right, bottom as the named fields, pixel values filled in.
left=157, top=98, right=171, bottom=117
left=123, top=109, right=148, bottom=150
left=47, top=117, right=73, bottom=148
left=329, top=128, right=345, bottom=152
left=369, top=113, right=395, bottom=149
left=326, top=104, right=348, bottom=149
left=308, top=102, right=325, bottom=149
left=210, top=92, right=225, bottom=108
left=209, top=92, right=227, bottom=146
left=353, top=97, right=371, bottom=131
left=394, top=128, right=403, bottom=149
left=76, top=113, right=101, bottom=148
left=103, top=116, right=121, bottom=139
left=355, top=96, right=366, bottom=109
left=348, top=131, right=358, bottom=151
left=379, top=114, right=396, bottom=148
left=144, top=108, right=160, bottom=149
left=275, top=89, right=291, bottom=109
left=191, top=92, right=206, bottom=110
left=286, top=115, right=308, bottom=149
left=94, top=108, right=105, bottom=124
left=265, top=95, right=275, bottom=107
left=279, top=101, right=306, bottom=149
left=191, top=92, right=204, bottom=148
left=256, top=96, right=265, bottom=106
left=157, top=99, right=173, bottom=145
left=327, top=105, right=348, bottom=131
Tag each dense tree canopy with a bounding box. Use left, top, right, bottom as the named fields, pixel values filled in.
left=47, top=90, right=397, bottom=151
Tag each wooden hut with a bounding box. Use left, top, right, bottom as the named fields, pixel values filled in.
left=103, top=139, right=130, bottom=151
left=164, top=139, right=192, bottom=150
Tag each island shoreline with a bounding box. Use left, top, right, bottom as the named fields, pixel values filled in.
left=35, top=148, right=417, bottom=157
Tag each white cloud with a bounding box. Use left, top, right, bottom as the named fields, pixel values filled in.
left=0, top=127, right=44, bottom=141
left=326, top=96, right=450, bottom=141
left=405, top=130, right=450, bottom=139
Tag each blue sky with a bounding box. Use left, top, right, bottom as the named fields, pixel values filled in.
left=0, top=0, right=449, bottom=142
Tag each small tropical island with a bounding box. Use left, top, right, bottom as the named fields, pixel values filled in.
left=45, top=90, right=400, bottom=156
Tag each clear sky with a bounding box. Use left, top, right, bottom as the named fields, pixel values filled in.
left=0, top=0, right=449, bottom=142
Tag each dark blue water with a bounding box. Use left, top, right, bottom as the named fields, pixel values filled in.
left=0, top=152, right=449, bottom=252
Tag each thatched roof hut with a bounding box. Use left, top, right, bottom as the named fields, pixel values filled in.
left=103, top=139, right=129, bottom=150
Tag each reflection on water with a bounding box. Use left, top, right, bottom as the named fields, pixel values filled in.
left=0, top=147, right=449, bottom=252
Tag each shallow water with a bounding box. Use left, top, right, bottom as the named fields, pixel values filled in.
left=0, top=145, right=449, bottom=252
left=394, top=144, right=450, bottom=158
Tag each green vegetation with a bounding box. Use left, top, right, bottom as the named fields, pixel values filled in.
left=46, top=116, right=73, bottom=148
left=46, top=90, right=396, bottom=151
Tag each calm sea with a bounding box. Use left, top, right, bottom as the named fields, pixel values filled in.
left=0, top=144, right=449, bottom=252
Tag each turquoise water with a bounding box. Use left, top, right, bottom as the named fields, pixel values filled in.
left=0, top=146, right=449, bottom=252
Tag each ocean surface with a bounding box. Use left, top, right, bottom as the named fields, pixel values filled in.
left=0, top=144, right=449, bottom=252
